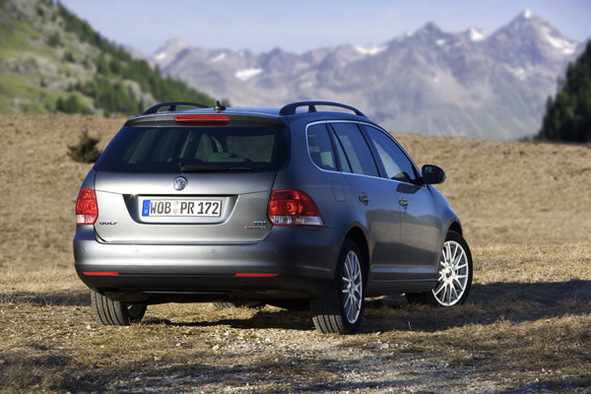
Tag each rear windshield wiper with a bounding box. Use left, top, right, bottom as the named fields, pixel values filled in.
left=179, top=163, right=252, bottom=173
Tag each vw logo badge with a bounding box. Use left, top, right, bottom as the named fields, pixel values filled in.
left=172, top=176, right=187, bottom=191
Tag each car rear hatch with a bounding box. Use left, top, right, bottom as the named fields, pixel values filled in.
left=91, top=112, right=288, bottom=244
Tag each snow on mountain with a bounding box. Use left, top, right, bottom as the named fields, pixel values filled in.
left=154, top=12, right=582, bottom=139
left=235, top=68, right=263, bottom=82
left=211, top=52, right=227, bottom=63
left=541, top=26, right=577, bottom=55
left=355, top=44, right=387, bottom=56
left=524, top=9, right=532, bottom=19
left=466, top=28, right=488, bottom=42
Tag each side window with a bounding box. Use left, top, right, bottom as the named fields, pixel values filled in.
left=307, top=123, right=336, bottom=170
left=330, top=123, right=379, bottom=176
left=362, top=125, right=418, bottom=183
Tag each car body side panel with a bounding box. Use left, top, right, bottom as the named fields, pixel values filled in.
left=281, top=118, right=451, bottom=296
left=339, top=174, right=400, bottom=271
left=395, top=182, right=442, bottom=277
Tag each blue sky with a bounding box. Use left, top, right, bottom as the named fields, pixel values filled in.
left=60, top=0, right=591, bottom=55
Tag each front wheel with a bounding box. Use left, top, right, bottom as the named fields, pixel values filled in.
left=90, top=290, right=147, bottom=325
left=406, top=231, right=473, bottom=307
left=310, top=239, right=365, bottom=334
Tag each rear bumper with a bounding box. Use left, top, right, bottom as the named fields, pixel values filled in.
left=74, top=225, right=342, bottom=302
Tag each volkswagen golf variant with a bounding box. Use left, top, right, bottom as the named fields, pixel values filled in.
left=74, top=100, right=473, bottom=334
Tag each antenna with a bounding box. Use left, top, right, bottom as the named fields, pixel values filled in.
left=214, top=100, right=227, bottom=112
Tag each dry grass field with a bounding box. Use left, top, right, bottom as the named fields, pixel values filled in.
left=1, top=113, right=590, bottom=392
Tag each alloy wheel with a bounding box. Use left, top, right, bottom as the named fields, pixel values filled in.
left=342, top=250, right=363, bottom=324
left=432, top=240, right=470, bottom=306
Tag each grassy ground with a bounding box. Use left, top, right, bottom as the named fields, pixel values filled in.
left=1, top=114, right=590, bottom=392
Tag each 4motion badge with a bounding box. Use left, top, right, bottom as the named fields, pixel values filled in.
left=245, top=220, right=267, bottom=230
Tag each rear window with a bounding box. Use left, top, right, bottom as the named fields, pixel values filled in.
left=95, top=126, right=287, bottom=173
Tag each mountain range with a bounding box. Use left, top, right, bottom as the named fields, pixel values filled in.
left=150, top=11, right=582, bottom=139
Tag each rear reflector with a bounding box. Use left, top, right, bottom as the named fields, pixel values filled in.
left=235, top=273, right=279, bottom=278
left=76, top=188, right=98, bottom=225
left=83, top=272, right=119, bottom=276
left=267, top=190, right=324, bottom=226
left=174, top=115, right=229, bottom=126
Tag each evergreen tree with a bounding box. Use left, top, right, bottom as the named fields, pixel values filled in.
left=538, top=41, right=591, bottom=143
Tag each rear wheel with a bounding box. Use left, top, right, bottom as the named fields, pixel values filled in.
left=406, top=231, right=472, bottom=307
left=310, top=239, right=365, bottom=334
left=90, top=290, right=147, bottom=325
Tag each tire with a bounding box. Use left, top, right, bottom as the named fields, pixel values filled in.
left=90, top=290, right=147, bottom=325
left=406, top=231, right=473, bottom=307
left=310, top=239, right=365, bottom=334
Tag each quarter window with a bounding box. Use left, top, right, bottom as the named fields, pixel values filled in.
left=307, top=123, right=336, bottom=170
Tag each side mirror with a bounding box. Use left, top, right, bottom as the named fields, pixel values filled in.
left=422, top=164, right=446, bottom=185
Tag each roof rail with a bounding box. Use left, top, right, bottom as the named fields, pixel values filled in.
left=142, top=101, right=211, bottom=115
left=279, top=101, right=366, bottom=117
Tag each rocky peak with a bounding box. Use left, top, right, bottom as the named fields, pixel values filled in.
left=487, top=10, right=577, bottom=66
left=152, top=37, right=190, bottom=68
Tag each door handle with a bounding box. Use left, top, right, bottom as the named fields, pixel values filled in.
left=358, top=193, right=370, bottom=204
left=399, top=198, right=409, bottom=207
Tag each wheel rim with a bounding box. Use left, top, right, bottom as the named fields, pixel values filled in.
left=341, top=250, right=363, bottom=323
left=433, top=240, right=470, bottom=306
left=126, top=303, right=146, bottom=320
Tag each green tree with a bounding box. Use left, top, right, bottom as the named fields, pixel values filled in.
left=56, top=94, right=91, bottom=114
left=538, top=41, right=591, bottom=143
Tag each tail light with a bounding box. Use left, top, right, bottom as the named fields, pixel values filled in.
left=76, top=188, right=98, bottom=225
left=267, top=190, right=324, bottom=226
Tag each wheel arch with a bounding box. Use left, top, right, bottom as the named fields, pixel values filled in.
left=344, top=227, right=369, bottom=279
left=448, top=220, right=463, bottom=236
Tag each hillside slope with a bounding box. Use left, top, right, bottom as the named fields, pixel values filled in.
left=1, top=114, right=590, bottom=270
left=0, top=0, right=214, bottom=115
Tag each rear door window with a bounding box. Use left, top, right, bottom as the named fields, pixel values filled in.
left=330, top=122, right=379, bottom=177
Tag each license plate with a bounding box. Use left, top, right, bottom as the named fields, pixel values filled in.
left=141, top=199, right=221, bottom=217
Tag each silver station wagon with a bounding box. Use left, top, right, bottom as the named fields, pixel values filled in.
left=74, top=101, right=472, bottom=334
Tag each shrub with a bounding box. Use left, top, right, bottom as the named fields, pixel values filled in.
left=56, top=94, right=91, bottom=114
left=67, top=131, right=102, bottom=163
left=47, top=31, right=61, bottom=47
